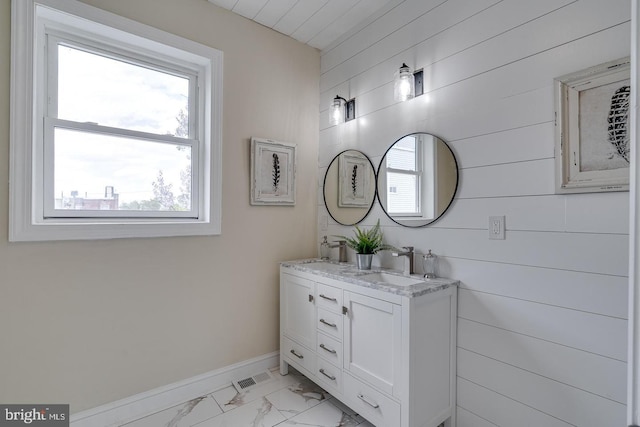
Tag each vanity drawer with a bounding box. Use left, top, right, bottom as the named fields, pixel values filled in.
left=316, top=331, right=343, bottom=367
left=316, top=283, right=342, bottom=312
left=344, top=373, right=400, bottom=427
left=316, top=307, right=343, bottom=340
left=282, top=336, right=315, bottom=374
left=316, top=357, right=342, bottom=394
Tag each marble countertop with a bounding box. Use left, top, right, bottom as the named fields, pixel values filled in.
left=281, top=258, right=458, bottom=298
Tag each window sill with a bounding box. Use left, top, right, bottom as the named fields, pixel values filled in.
left=9, top=218, right=221, bottom=242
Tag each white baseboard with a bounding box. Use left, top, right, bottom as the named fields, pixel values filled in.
left=70, top=351, right=280, bottom=427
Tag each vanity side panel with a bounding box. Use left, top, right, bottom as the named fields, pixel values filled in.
left=280, top=267, right=287, bottom=375
left=409, top=287, right=457, bottom=426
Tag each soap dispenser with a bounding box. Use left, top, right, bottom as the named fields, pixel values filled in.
left=320, top=236, right=331, bottom=260
left=422, top=249, right=437, bottom=279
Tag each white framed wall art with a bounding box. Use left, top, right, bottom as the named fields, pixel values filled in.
left=555, top=57, right=631, bottom=193
left=250, top=137, right=296, bottom=205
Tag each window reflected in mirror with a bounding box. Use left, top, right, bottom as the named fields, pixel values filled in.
left=377, top=133, right=458, bottom=227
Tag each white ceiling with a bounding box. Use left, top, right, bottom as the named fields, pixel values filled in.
left=207, top=0, right=398, bottom=51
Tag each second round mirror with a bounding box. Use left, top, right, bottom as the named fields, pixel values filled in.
left=377, top=133, right=458, bottom=227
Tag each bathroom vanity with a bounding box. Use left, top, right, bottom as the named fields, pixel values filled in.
left=280, top=259, right=458, bottom=427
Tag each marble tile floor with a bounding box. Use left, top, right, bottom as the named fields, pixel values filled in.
left=121, top=367, right=374, bottom=427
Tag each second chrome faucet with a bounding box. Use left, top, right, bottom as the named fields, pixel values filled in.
left=392, top=246, right=414, bottom=275
left=329, top=240, right=348, bottom=262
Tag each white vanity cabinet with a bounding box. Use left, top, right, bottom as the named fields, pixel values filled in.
left=280, top=261, right=458, bottom=427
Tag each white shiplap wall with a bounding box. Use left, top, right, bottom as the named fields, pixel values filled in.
left=318, top=0, right=630, bottom=425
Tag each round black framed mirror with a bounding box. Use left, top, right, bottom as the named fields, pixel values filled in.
left=323, top=150, right=376, bottom=226
left=376, top=133, right=458, bottom=227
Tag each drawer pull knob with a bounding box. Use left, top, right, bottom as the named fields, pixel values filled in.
left=319, top=368, right=336, bottom=381
left=319, top=318, right=337, bottom=328
left=357, top=394, right=380, bottom=409
left=290, top=349, right=304, bottom=359
left=320, top=343, right=337, bottom=354
left=319, top=294, right=337, bottom=302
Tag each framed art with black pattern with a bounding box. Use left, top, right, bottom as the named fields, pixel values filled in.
left=338, top=151, right=372, bottom=208
left=554, top=57, right=630, bottom=193
left=250, top=137, right=296, bottom=205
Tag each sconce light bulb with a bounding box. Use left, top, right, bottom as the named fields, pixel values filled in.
left=332, top=106, right=342, bottom=124
left=399, top=78, right=412, bottom=100
left=330, top=96, right=345, bottom=125
left=394, top=63, right=415, bottom=102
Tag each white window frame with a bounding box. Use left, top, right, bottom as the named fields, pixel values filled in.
left=386, top=137, right=423, bottom=217
left=10, top=0, right=223, bottom=241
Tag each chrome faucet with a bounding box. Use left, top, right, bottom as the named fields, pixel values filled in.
left=392, top=246, right=414, bottom=276
left=329, top=240, right=348, bottom=262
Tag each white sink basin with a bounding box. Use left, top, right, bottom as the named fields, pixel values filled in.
left=360, top=272, right=425, bottom=287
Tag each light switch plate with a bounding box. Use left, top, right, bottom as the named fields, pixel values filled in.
left=489, top=216, right=505, bottom=240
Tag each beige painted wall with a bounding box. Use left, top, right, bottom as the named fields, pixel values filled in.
left=0, top=0, right=319, bottom=412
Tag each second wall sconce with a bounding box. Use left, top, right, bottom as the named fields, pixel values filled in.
left=394, top=63, right=424, bottom=102
left=330, top=95, right=356, bottom=125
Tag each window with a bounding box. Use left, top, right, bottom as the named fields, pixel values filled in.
left=385, top=136, right=422, bottom=216
left=384, top=134, right=436, bottom=220
left=10, top=0, right=223, bottom=241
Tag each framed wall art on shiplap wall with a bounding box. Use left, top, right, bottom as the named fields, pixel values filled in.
left=250, top=137, right=296, bottom=205
left=554, top=56, right=631, bottom=193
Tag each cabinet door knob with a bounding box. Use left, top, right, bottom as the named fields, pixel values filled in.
left=319, top=318, right=337, bottom=328
left=309, top=294, right=314, bottom=302
left=357, top=394, right=380, bottom=409
left=290, top=349, right=304, bottom=359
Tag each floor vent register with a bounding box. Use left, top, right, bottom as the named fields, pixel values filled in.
left=232, top=370, right=274, bottom=392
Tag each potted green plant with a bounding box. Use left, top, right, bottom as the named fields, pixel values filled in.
left=336, top=219, right=396, bottom=270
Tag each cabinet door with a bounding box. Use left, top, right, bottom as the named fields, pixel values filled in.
left=343, top=291, right=401, bottom=397
left=281, top=273, right=316, bottom=349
